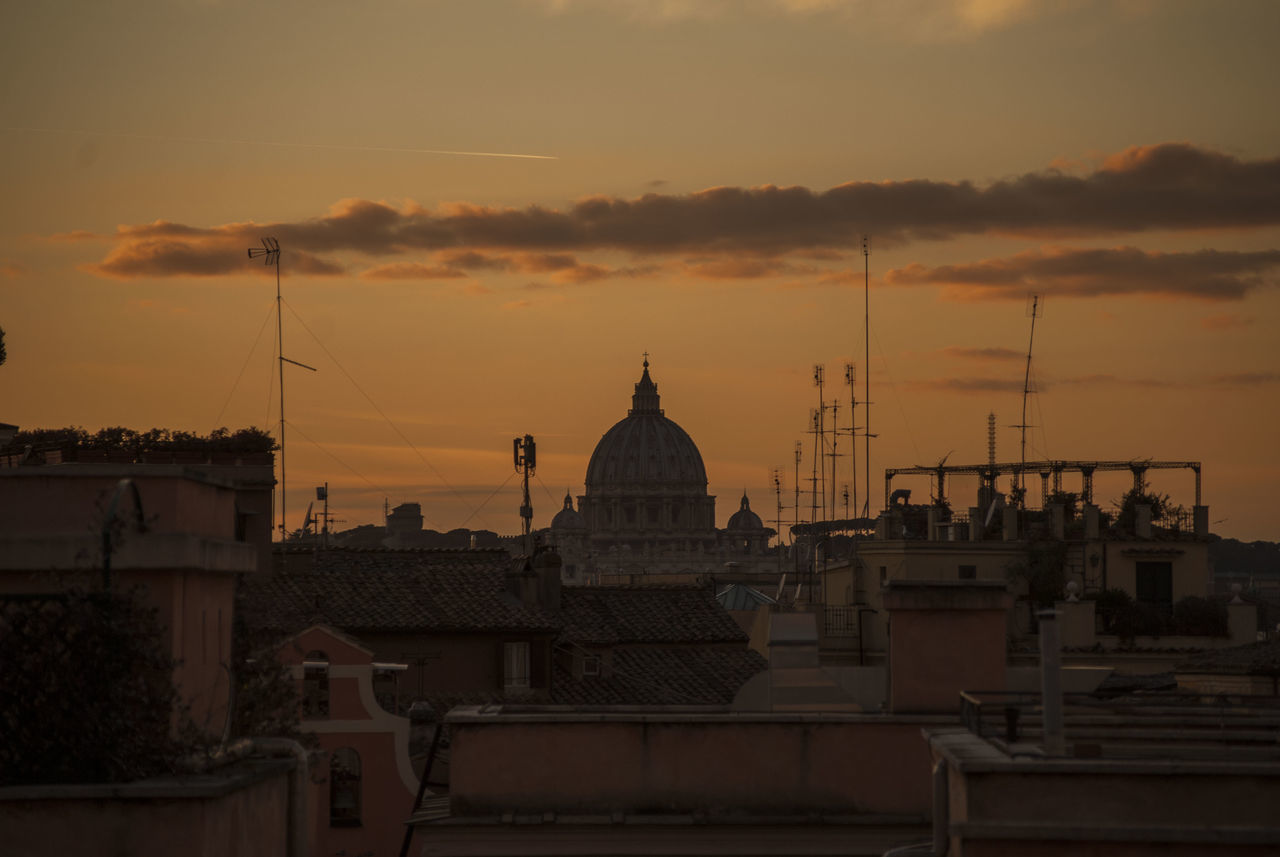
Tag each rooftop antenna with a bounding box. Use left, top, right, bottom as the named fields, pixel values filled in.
left=794, top=440, right=802, bottom=578
left=247, top=236, right=317, bottom=540
left=861, top=236, right=877, bottom=518
left=771, top=466, right=785, bottom=576
left=844, top=362, right=859, bottom=523
left=1014, top=294, right=1043, bottom=507
left=513, top=434, right=536, bottom=555
left=813, top=364, right=827, bottom=526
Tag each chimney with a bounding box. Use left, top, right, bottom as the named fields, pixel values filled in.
left=533, top=547, right=562, bottom=613
left=1038, top=609, right=1065, bottom=756
left=505, top=556, right=540, bottom=608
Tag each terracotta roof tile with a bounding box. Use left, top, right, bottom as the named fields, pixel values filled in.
left=242, top=550, right=560, bottom=634
left=552, top=647, right=767, bottom=706
left=559, top=585, right=748, bottom=645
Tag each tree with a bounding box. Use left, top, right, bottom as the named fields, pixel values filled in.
left=0, top=325, right=6, bottom=366
left=0, top=588, right=184, bottom=785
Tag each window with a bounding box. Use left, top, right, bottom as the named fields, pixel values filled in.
left=303, top=650, right=329, bottom=718
left=504, top=641, right=530, bottom=690
left=959, top=565, right=977, bottom=580
left=329, top=747, right=361, bottom=826
left=1135, top=561, right=1174, bottom=617
left=879, top=566, right=888, bottom=588
left=583, top=653, right=601, bottom=676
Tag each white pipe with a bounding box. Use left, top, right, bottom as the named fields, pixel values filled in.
left=1038, top=609, right=1065, bottom=756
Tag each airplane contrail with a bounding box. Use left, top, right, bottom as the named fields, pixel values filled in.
left=2, top=126, right=558, bottom=160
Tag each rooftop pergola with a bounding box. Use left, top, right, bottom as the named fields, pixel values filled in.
left=883, top=459, right=1202, bottom=510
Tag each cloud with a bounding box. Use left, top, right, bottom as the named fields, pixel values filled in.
left=1199, top=313, right=1253, bottom=331
left=1, top=262, right=26, bottom=278
left=907, top=372, right=1185, bottom=395
left=886, top=246, right=1280, bottom=302
left=86, top=239, right=344, bottom=279
left=941, top=346, right=1023, bottom=362
left=904, top=377, right=1028, bottom=393
left=47, top=229, right=100, bottom=243
left=684, top=258, right=819, bottom=279
left=535, top=0, right=1061, bottom=38
left=77, top=143, right=1280, bottom=278
left=360, top=262, right=468, bottom=280
left=1211, top=372, right=1280, bottom=387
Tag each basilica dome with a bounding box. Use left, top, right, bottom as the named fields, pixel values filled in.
left=726, top=493, right=764, bottom=531
left=584, top=360, right=708, bottom=495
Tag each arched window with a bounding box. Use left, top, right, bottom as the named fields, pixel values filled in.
left=303, top=650, right=329, bottom=719
left=329, top=747, right=362, bottom=826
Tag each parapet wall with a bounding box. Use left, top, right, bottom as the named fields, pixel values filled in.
left=446, top=708, right=949, bottom=818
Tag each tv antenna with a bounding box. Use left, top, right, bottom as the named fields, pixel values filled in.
left=843, top=362, right=862, bottom=522
left=860, top=236, right=877, bottom=518
left=513, top=434, right=536, bottom=555
left=247, top=237, right=316, bottom=540
left=1014, top=294, right=1043, bottom=506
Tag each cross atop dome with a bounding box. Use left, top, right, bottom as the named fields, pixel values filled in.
left=629, top=353, right=663, bottom=416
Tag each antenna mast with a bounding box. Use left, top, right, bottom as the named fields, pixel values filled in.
left=793, top=440, right=802, bottom=578
left=513, top=434, right=536, bottom=555
left=1016, top=294, right=1042, bottom=506
left=247, top=237, right=316, bottom=540
left=862, top=236, right=875, bottom=518
left=844, top=363, right=858, bottom=522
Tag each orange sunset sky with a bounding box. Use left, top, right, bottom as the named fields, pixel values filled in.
left=2, top=0, right=1278, bottom=541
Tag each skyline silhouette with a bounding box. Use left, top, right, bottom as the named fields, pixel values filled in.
left=1, top=0, right=1277, bottom=540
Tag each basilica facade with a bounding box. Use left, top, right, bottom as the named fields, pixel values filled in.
left=548, top=360, right=776, bottom=581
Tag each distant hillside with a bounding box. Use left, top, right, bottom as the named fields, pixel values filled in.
left=1210, top=536, right=1280, bottom=578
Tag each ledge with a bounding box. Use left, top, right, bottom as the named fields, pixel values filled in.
left=0, top=758, right=294, bottom=802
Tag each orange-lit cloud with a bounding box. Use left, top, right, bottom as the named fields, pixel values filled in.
left=1, top=262, right=26, bottom=278
left=359, top=263, right=468, bottom=280
left=86, top=239, right=345, bottom=279
left=906, top=373, right=1184, bottom=394
left=1199, top=313, right=1254, bottom=331
left=1211, top=372, right=1280, bottom=387
left=886, top=246, right=1280, bottom=302
left=77, top=143, right=1280, bottom=278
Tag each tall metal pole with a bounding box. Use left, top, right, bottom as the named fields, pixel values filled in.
left=863, top=236, right=872, bottom=519
left=1019, top=294, right=1041, bottom=505
left=846, top=362, right=858, bottom=521
left=248, top=237, right=315, bottom=541
left=275, top=250, right=286, bottom=539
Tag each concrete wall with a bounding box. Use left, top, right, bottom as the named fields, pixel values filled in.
left=941, top=749, right=1280, bottom=855
left=446, top=709, right=946, bottom=818
left=0, top=760, right=293, bottom=857
left=884, top=582, right=1012, bottom=713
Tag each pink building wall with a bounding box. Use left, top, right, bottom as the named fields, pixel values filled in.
left=278, top=626, right=419, bottom=857
left=0, top=467, right=260, bottom=735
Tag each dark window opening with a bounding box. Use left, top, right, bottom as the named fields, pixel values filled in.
left=329, top=747, right=362, bottom=827
left=1136, top=561, right=1174, bottom=617
left=959, top=565, right=977, bottom=580
left=303, top=650, right=329, bottom=719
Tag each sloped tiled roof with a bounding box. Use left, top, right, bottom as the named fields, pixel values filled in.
left=552, top=647, right=767, bottom=706
left=559, top=585, right=749, bottom=645
left=242, top=550, right=560, bottom=635
left=1177, top=640, right=1280, bottom=676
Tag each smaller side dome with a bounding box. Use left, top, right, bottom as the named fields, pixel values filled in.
left=727, top=492, right=764, bottom=531
left=551, top=492, right=587, bottom=530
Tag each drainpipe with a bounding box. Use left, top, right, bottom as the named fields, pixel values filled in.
left=1038, top=609, right=1065, bottom=756
left=931, top=757, right=949, bottom=855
